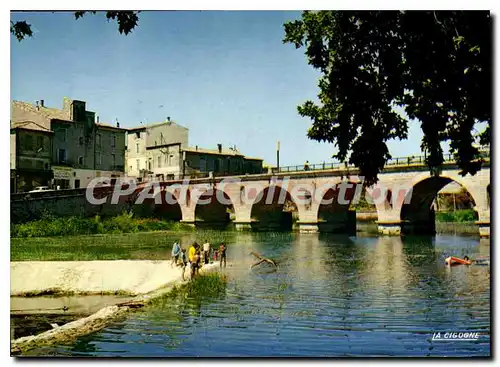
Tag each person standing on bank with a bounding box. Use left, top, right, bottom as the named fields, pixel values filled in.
left=203, top=240, right=211, bottom=265
left=189, top=243, right=201, bottom=280
left=219, top=243, right=227, bottom=268
left=171, top=241, right=181, bottom=267
left=180, top=248, right=188, bottom=281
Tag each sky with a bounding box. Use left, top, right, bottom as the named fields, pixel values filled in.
left=11, top=10, right=434, bottom=166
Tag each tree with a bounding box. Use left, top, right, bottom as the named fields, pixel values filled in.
left=283, top=11, right=491, bottom=186
left=10, top=11, right=140, bottom=42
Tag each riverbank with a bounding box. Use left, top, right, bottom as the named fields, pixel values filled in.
left=11, top=262, right=222, bottom=354
left=11, top=230, right=237, bottom=261
left=11, top=212, right=195, bottom=238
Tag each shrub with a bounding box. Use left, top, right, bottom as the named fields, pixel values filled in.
left=436, top=209, right=478, bottom=223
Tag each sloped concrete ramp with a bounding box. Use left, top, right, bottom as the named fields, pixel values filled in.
left=11, top=260, right=191, bottom=296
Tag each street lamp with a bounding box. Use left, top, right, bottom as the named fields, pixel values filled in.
left=276, top=141, right=280, bottom=172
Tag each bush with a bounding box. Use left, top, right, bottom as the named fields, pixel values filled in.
left=436, top=209, right=478, bottom=223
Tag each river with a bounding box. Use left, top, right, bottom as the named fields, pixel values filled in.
left=22, top=232, right=490, bottom=357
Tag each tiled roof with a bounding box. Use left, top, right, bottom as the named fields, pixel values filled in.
left=183, top=146, right=244, bottom=157
left=96, top=122, right=127, bottom=131
left=127, top=121, right=188, bottom=131
left=10, top=121, right=52, bottom=133
left=183, top=146, right=263, bottom=160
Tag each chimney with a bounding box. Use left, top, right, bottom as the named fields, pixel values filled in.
left=217, top=144, right=222, bottom=153
left=96, top=115, right=100, bottom=123
left=196, top=145, right=198, bottom=151
left=116, top=119, right=120, bottom=128
left=167, top=116, right=171, bottom=122
left=40, top=100, right=44, bottom=107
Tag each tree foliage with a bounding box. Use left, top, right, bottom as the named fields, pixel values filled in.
left=284, top=11, right=491, bottom=186
left=11, top=11, right=140, bottom=42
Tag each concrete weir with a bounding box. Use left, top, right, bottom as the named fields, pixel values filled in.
left=11, top=260, right=220, bottom=354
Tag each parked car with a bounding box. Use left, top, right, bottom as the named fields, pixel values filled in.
left=29, top=186, right=53, bottom=193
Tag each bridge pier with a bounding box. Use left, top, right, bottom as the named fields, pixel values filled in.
left=296, top=222, right=319, bottom=233
left=376, top=221, right=402, bottom=236
left=179, top=220, right=196, bottom=228
left=477, top=221, right=490, bottom=238
left=476, top=209, right=490, bottom=238
left=234, top=222, right=253, bottom=231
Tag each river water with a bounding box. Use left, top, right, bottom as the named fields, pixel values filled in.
left=26, top=232, right=490, bottom=357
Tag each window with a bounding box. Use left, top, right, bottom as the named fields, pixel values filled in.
left=167, top=174, right=174, bottom=180
left=111, top=135, right=116, bottom=148
left=136, top=143, right=140, bottom=154
left=157, top=156, right=161, bottom=168
left=112, top=154, right=116, bottom=168
left=58, top=149, right=67, bottom=164
left=97, top=153, right=102, bottom=166
left=74, top=179, right=80, bottom=189
left=56, top=129, right=67, bottom=142
left=129, top=165, right=132, bottom=172
left=200, top=157, right=207, bottom=172
left=148, top=160, right=151, bottom=171
left=37, top=136, right=44, bottom=150
left=25, top=135, right=33, bottom=151
left=136, top=159, right=140, bottom=171
left=78, top=156, right=84, bottom=165
left=169, top=154, right=174, bottom=166
left=96, top=134, right=101, bottom=150
left=79, top=137, right=84, bottom=146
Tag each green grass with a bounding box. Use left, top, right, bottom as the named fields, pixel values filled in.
left=11, top=211, right=195, bottom=238
left=11, top=230, right=239, bottom=262
left=11, top=231, right=180, bottom=261
left=149, top=273, right=228, bottom=307
left=435, top=209, right=478, bottom=223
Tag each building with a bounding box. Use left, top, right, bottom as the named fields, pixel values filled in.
left=125, top=118, right=264, bottom=180
left=10, top=121, right=53, bottom=193
left=183, top=144, right=264, bottom=178
left=51, top=118, right=127, bottom=189
left=11, top=98, right=127, bottom=190
left=126, top=120, right=189, bottom=180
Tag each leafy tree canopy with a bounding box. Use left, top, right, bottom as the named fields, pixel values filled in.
left=10, top=11, right=140, bottom=42
left=284, top=11, right=491, bottom=186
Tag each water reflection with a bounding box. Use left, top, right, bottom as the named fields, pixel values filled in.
left=29, top=233, right=490, bottom=357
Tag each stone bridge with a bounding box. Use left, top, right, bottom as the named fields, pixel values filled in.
left=11, top=155, right=490, bottom=237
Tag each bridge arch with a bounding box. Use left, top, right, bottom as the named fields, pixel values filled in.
left=312, top=180, right=359, bottom=234
left=247, top=184, right=301, bottom=231
left=398, top=172, right=482, bottom=235
left=191, top=185, right=235, bottom=229
left=151, top=188, right=183, bottom=221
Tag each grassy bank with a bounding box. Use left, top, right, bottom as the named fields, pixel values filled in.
left=11, top=230, right=239, bottom=261
left=11, top=232, right=181, bottom=261
left=11, top=212, right=195, bottom=238
left=150, top=273, right=227, bottom=307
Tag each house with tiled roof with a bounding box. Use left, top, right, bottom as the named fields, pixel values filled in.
left=126, top=119, right=263, bottom=181
left=11, top=98, right=127, bottom=192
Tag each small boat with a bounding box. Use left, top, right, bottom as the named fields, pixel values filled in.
left=445, top=256, right=472, bottom=266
